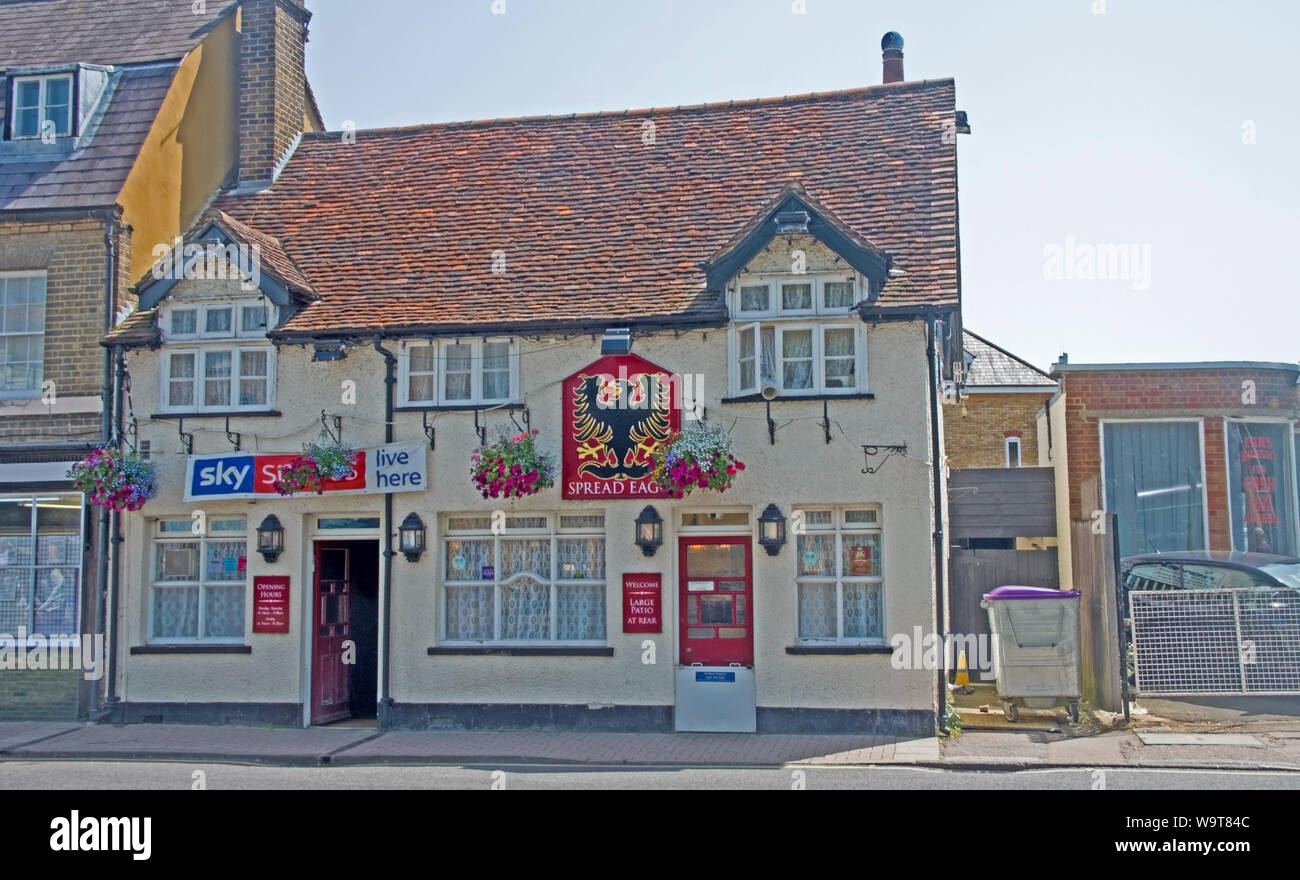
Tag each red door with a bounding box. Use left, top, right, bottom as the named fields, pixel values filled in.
left=312, top=543, right=351, bottom=724
left=678, top=537, right=753, bottom=666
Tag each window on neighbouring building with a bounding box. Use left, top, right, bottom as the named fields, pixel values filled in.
left=1005, top=436, right=1022, bottom=468
left=794, top=507, right=884, bottom=643
left=1225, top=420, right=1298, bottom=557
left=0, top=272, right=47, bottom=399
left=1102, top=421, right=1206, bottom=557
left=150, top=517, right=247, bottom=641
left=729, top=275, right=865, bottom=397
left=400, top=338, right=516, bottom=406
left=9, top=74, right=72, bottom=139
left=0, top=495, right=81, bottom=636
left=442, top=512, right=605, bottom=643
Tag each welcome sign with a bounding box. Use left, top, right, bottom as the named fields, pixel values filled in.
left=184, top=442, right=427, bottom=501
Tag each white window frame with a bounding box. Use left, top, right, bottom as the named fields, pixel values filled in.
left=730, top=274, right=860, bottom=320
left=163, top=300, right=269, bottom=342
left=398, top=338, right=518, bottom=407
left=0, top=271, right=47, bottom=400
left=159, top=344, right=276, bottom=412
left=727, top=319, right=865, bottom=397
left=440, top=512, right=606, bottom=644
left=793, top=506, right=885, bottom=644
left=148, top=517, right=248, bottom=644
left=9, top=74, right=73, bottom=140
left=1005, top=436, right=1022, bottom=468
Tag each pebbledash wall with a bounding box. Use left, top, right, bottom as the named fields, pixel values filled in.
left=112, top=295, right=941, bottom=735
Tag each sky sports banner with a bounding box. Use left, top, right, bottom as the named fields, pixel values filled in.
left=184, top=442, right=427, bottom=501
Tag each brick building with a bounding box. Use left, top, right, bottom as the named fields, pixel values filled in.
left=945, top=329, right=1055, bottom=469
left=0, top=0, right=320, bottom=719
left=1040, top=360, right=1300, bottom=588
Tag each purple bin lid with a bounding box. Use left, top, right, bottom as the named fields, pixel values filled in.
left=983, top=585, right=1081, bottom=600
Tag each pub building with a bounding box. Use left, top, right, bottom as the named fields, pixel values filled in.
left=100, top=39, right=968, bottom=734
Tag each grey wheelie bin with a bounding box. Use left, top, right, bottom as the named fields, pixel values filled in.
left=980, top=585, right=1082, bottom=723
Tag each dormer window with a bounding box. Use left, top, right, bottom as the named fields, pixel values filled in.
left=727, top=273, right=866, bottom=398
left=10, top=74, right=73, bottom=139
left=159, top=299, right=275, bottom=413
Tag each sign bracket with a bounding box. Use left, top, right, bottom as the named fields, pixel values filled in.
left=225, top=415, right=241, bottom=452
left=422, top=410, right=435, bottom=450
left=766, top=399, right=776, bottom=445
left=861, top=443, right=907, bottom=474
left=473, top=409, right=487, bottom=446
left=177, top=417, right=193, bottom=455
left=822, top=399, right=832, bottom=444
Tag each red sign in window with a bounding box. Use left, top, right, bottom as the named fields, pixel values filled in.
left=623, top=573, right=662, bottom=633
left=253, top=575, right=291, bottom=634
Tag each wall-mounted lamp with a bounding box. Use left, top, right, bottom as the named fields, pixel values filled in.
left=256, top=514, right=284, bottom=563
left=757, top=503, right=787, bottom=556
left=634, top=505, right=663, bottom=557
left=398, top=512, right=427, bottom=562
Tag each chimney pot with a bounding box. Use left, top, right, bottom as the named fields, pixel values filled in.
left=881, top=31, right=904, bottom=84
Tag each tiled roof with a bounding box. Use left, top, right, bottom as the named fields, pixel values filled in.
left=103, top=307, right=159, bottom=347
left=206, top=209, right=317, bottom=296
left=216, top=80, right=960, bottom=335
left=0, top=62, right=178, bottom=210
left=0, top=0, right=236, bottom=69
left=963, top=330, right=1055, bottom=388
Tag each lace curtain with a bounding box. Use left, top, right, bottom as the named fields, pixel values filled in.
left=782, top=329, right=813, bottom=390
left=204, top=584, right=245, bottom=637
left=153, top=586, right=199, bottom=639
left=446, top=585, right=493, bottom=640
left=500, top=577, right=549, bottom=640
left=798, top=583, right=836, bottom=639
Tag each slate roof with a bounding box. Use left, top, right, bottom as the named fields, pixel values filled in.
left=963, top=330, right=1055, bottom=388
left=0, top=0, right=236, bottom=69
left=0, top=62, right=178, bottom=210
left=214, top=79, right=961, bottom=336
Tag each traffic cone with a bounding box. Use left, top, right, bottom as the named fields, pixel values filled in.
left=955, top=651, right=971, bottom=687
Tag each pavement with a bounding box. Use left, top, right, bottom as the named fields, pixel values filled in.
left=1, top=706, right=1298, bottom=771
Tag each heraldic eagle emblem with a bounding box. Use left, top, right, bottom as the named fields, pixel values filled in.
left=572, top=371, right=674, bottom=480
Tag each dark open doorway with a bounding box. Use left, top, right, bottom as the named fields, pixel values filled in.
left=311, top=539, right=379, bottom=723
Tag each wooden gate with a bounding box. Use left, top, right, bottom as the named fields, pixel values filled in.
left=950, top=548, right=1059, bottom=638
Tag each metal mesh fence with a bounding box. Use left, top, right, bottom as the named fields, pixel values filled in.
left=1129, top=589, right=1300, bottom=694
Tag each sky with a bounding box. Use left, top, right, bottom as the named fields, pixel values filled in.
left=303, top=0, right=1300, bottom=371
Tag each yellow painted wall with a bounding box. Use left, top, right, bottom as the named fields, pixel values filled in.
left=118, top=15, right=240, bottom=283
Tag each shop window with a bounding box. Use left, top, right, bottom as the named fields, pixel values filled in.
left=442, top=512, right=605, bottom=643
left=0, top=494, right=81, bottom=636
left=150, top=518, right=247, bottom=642
left=400, top=338, right=516, bottom=406
left=1102, top=421, right=1206, bottom=558
left=1225, top=420, right=1298, bottom=556
left=794, top=506, right=883, bottom=643
left=0, top=272, right=46, bottom=400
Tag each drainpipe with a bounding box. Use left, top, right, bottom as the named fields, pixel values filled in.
left=104, top=346, right=127, bottom=717
left=372, top=336, right=397, bottom=727
left=927, top=316, right=948, bottom=734
left=92, top=214, right=119, bottom=720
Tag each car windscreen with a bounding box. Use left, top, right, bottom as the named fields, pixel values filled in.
left=1259, top=563, right=1300, bottom=590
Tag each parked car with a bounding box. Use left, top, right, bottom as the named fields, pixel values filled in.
left=1119, top=551, right=1300, bottom=688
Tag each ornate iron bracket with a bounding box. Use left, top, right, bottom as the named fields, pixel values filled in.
left=422, top=411, right=436, bottom=450
left=861, top=443, right=906, bottom=474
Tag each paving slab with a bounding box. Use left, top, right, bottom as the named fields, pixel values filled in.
left=0, top=722, right=81, bottom=752
left=1137, top=733, right=1265, bottom=747
left=10, top=723, right=377, bottom=764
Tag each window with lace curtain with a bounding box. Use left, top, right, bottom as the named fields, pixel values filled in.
left=442, top=512, right=606, bottom=643
left=728, top=275, right=865, bottom=397
left=794, top=507, right=884, bottom=643
left=149, top=518, right=247, bottom=642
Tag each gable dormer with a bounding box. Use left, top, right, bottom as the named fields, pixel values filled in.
left=3, top=63, right=112, bottom=146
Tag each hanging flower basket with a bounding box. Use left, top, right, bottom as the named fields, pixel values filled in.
left=274, top=441, right=358, bottom=496
left=69, top=446, right=157, bottom=511
left=471, top=429, right=554, bottom=499
left=650, top=422, right=745, bottom=498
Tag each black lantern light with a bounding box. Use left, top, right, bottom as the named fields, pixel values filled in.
left=634, top=505, right=663, bottom=557
left=256, top=514, right=284, bottom=563
left=398, top=512, right=427, bottom=562
left=758, top=503, right=787, bottom=556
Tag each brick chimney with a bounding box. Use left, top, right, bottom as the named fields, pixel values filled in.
left=238, top=0, right=312, bottom=187
left=881, top=31, right=904, bottom=84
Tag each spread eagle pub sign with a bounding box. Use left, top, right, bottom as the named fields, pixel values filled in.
left=562, top=354, right=683, bottom=499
